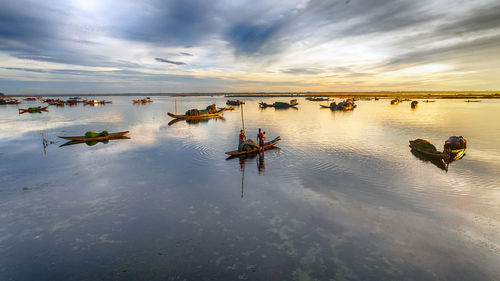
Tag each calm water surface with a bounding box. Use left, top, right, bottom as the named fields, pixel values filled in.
left=1, top=97, right=499, bottom=280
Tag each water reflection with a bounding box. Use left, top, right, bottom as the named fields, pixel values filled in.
left=59, top=136, right=131, bottom=147
left=168, top=116, right=226, bottom=126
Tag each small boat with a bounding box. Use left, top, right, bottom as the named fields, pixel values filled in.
left=226, top=100, right=244, bottom=106
left=218, top=106, right=234, bottom=111
left=374, top=97, right=379, bottom=101
left=411, top=101, right=418, bottom=109
left=465, top=100, right=481, bottom=102
left=133, top=98, right=152, bottom=104
left=23, top=97, right=37, bottom=101
left=390, top=99, right=399, bottom=105
left=59, top=131, right=130, bottom=141
left=167, top=108, right=226, bottom=119
left=307, top=97, right=329, bottom=101
left=225, top=136, right=281, bottom=156
left=60, top=136, right=130, bottom=147
left=422, top=100, right=435, bottom=103
left=409, top=139, right=448, bottom=160
left=19, top=106, right=48, bottom=113
left=260, top=100, right=298, bottom=108
left=321, top=100, right=356, bottom=111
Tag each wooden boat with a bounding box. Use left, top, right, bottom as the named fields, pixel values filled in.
left=168, top=116, right=225, bottom=126
left=226, top=100, right=244, bottom=106
left=24, top=98, right=37, bottom=101
left=19, top=106, right=48, bottom=113
left=218, top=106, right=234, bottom=111
left=59, top=131, right=130, bottom=141
left=307, top=97, right=329, bottom=101
left=409, top=139, right=448, bottom=160
left=260, top=100, right=298, bottom=108
left=167, top=108, right=226, bottom=119
left=411, top=101, right=418, bottom=109
left=60, top=136, right=130, bottom=147
left=225, top=136, right=281, bottom=156
left=390, top=99, right=399, bottom=105
left=465, top=100, right=481, bottom=102
left=133, top=98, right=152, bottom=104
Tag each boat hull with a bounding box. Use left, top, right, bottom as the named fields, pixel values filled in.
left=225, top=137, right=281, bottom=156
left=59, top=131, right=130, bottom=141
left=167, top=109, right=226, bottom=119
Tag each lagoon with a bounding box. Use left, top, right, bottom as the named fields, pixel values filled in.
left=1, top=96, right=499, bottom=280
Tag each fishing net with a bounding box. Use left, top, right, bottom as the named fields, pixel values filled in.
left=85, top=130, right=109, bottom=138
left=240, top=139, right=258, bottom=151
left=185, top=109, right=200, bottom=116
left=206, top=104, right=216, bottom=113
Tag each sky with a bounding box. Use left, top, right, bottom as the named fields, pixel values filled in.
left=0, top=0, right=499, bottom=94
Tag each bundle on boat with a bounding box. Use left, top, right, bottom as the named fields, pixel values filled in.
left=169, top=104, right=225, bottom=119
left=239, top=139, right=258, bottom=151
left=320, top=100, right=356, bottom=111
left=85, top=130, right=109, bottom=138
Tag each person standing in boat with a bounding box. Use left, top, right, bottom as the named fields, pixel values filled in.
left=238, top=130, right=246, bottom=151
left=257, top=128, right=264, bottom=151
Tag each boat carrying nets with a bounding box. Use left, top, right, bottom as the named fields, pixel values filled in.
left=185, top=109, right=200, bottom=116
left=239, top=139, right=258, bottom=151
left=85, top=130, right=109, bottom=138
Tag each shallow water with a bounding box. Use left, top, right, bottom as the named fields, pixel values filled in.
left=1, top=97, right=499, bottom=280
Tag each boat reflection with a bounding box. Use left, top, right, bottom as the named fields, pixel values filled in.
left=229, top=147, right=280, bottom=198
left=59, top=136, right=131, bottom=147
left=410, top=148, right=466, bottom=171
left=168, top=116, right=226, bottom=126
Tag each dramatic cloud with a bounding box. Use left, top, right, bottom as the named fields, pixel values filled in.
left=0, top=0, right=499, bottom=93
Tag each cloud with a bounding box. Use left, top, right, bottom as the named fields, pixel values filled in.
left=154, top=58, right=185, bottom=65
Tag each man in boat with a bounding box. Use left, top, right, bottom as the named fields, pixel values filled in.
left=257, top=128, right=264, bottom=151
left=238, top=130, right=246, bottom=151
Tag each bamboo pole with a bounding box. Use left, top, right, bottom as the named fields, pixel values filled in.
left=241, top=103, right=245, bottom=134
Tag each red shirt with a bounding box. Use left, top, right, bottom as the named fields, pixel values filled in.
left=239, top=132, right=246, bottom=141
left=257, top=132, right=263, bottom=141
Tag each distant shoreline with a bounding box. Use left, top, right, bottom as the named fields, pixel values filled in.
left=4, top=91, right=500, bottom=99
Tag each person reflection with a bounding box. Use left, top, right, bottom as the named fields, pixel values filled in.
left=257, top=153, right=265, bottom=174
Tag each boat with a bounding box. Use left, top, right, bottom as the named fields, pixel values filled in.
left=168, top=116, right=225, bottom=126
left=226, top=100, right=244, bottom=106
left=422, top=100, right=435, bottom=103
left=218, top=106, right=234, bottom=111
left=390, top=98, right=399, bottom=105
left=60, top=136, right=130, bottom=147
left=306, top=97, right=329, bottom=101
left=411, top=100, right=418, bottom=109
left=320, top=100, right=356, bottom=111
left=409, top=139, right=448, bottom=160
left=260, top=100, right=298, bottom=108
left=23, top=97, right=37, bottom=101
left=133, top=97, right=152, bottom=104
left=19, top=106, right=48, bottom=113
left=465, top=100, right=481, bottom=102
left=167, top=108, right=226, bottom=119
left=83, top=100, right=110, bottom=105
left=59, top=131, right=130, bottom=141
left=225, top=136, right=281, bottom=156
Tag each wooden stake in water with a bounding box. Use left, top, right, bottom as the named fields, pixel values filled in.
left=241, top=103, right=245, bottom=134
left=42, top=132, right=47, bottom=156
